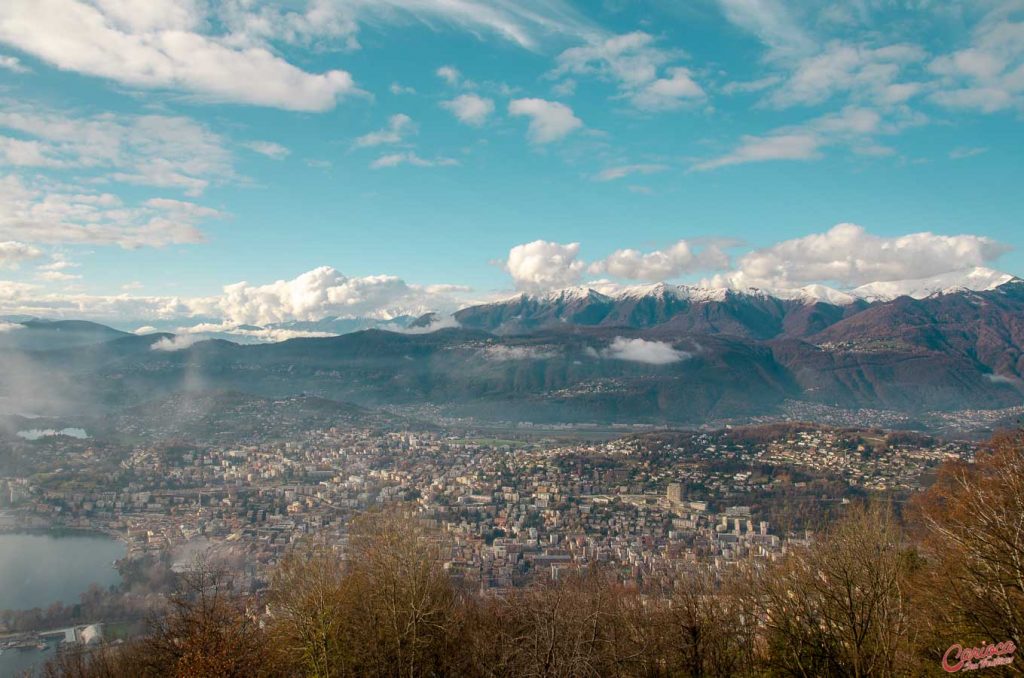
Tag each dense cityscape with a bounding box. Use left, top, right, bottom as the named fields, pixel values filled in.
left=1, top=401, right=978, bottom=656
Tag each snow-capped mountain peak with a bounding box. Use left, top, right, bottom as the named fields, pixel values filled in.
left=850, top=267, right=1017, bottom=302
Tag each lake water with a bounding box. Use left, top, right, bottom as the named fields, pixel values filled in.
left=15, top=428, right=89, bottom=441
left=0, top=532, right=124, bottom=610
left=0, top=532, right=124, bottom=677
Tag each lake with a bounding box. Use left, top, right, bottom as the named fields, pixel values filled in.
left=0, top=532, right=124, bottom=610
left=0, top=532, right=124, bottom=677
left=15, top=428, right=89, bottom=441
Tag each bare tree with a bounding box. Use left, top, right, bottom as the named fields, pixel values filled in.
left=135, top=562, right=268, bottom=677
left=739, top=503, right=917, bottom=677
left=914, top=430, right=1024, bottom=672
left=265, top=542, right=350, bottom=678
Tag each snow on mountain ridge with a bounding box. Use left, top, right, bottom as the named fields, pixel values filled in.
left=850, top=267, right=1016, bottom=302
left=485, top=267, right=1017, bottom=309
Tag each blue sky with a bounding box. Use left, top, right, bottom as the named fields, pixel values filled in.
left=0, top=0, right=1021, bottom=333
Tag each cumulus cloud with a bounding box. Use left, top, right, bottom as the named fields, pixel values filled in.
left=436, top=65, right=462, bottom=86
left=707, top=223, right=1010, bottom=289
left=441, top=94, right=495, bottom=126
left=589, top=240, right=730, bottom=281
left=506, top=240, right=585, bottom=291
left=0, top=175, right=224, bottom=248
left=0, top=241, right=43, bottom=269
left=0, top=265, right=472, bottom=328
left=0, top=0, right=356, bottom=111
left=354, top=114, right=416, bottom=148
left=508, top=98, right=582, bottom=143
left=552, top=32, right=705, bottom=111
left=151, top=334, right=204, bottom=351
left=591, top=337, right=690, bottom=365
left=208, top=266, right=469, bottom=325
left=630, top=67, right=705, bottom=111
left=369, top=152, right=458, bottom=169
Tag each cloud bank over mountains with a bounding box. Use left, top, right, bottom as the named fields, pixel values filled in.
left=0, top=223, right=1011, bottom=339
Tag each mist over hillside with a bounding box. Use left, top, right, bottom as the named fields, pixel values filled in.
left=2, top=276, right=1021, bottom=433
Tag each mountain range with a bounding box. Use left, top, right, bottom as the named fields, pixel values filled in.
left=1, top=267, right=1022, bottom=430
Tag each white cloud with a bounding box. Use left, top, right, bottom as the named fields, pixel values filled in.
left=630, top=67, right=705, bottom=111
left=506, top=240, right=585, bottom=291
left=949, top=146, right=989, bottom=159
left=196, top=324, right=336, bottom=342
left=242, top=140, right=290, bottom=159
left=594, top=163, right=669, bottom=182
left=0, top=0, right=357, bottom=111
left=716, top=0, right=813, bottom=59
left=436, top=65, right=462, bottom=86
left=694, top=133, right=821, bottom=171
left=592, top=337, right=690, bottom=365
left=508, top=98, right=582, bottom=143
left=721, top=75, right=783, bottom=95
left=707, top=223, right=1010, bottom=289
left=0, top=241, right=43, bottom=268
left=441, top=94, right=495, bottom=126
left=134, top=325, right=158, bottom=334
left=481, top=345, right=558, bottom=361
left=692, top=105, right=907, bottom=171
left=369, top=152, right=458, bottom=169
left=151, top=334, right=204, bottom=351
left=0, top=102, right=233, bottom=196
left=929, top=16, right=1024, bottom=113
left=590, top=240, right=730, bottom=281
left=38, top=255, right=77, bottom=272
left=354, top=114, right=416, bottom=148
left=209, top=266, right=468, bottom=325
left=0, top=280, right=198, bottom=321
left=0, top=265, right=471, bottom=328
left=0, top=174, right=223, bottom=247
left=36, top=270, right=81, bottom=282
left=766, top=42, right=926, bottom=109
left=0, top=136, right=60, bottom=167
left=395, top=314, right=459, bottom=334
left=389, top=82, right=415, bottom=95
left=553, top=32, right=705, bottom=111
left=0, top=54, right=27, bottom=72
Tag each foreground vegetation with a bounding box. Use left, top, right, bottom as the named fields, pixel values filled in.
left=41, top=431, right=1024, bottom=677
